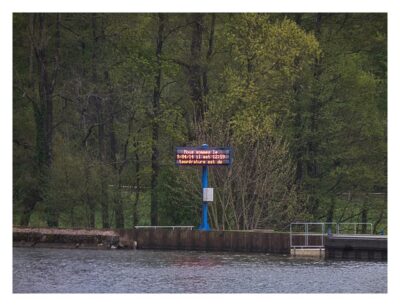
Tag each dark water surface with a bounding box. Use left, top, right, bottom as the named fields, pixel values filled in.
left=13, top=247, right=387, bottom=293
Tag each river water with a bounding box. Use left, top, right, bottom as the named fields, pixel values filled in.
left=13, top=247, right=387, bottom=293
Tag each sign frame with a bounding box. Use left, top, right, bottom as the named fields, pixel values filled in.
left=175, top=146, right=233, bottom=166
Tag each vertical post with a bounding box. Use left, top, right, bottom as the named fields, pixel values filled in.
left=198, top=144, right=211, bottom=231
left=305, top=223, right=309, bottom=247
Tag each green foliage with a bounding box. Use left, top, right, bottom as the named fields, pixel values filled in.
left=157, top=166, right=199, bottom=226
left=13, top=13, right=387, bottom=231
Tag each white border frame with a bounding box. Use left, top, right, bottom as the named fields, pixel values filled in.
left=1, top=1, right=398, bottom=305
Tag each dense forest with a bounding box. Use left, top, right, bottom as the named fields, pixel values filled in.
left=13, top=13, right=387, bottom=232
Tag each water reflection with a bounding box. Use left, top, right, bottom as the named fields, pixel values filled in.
left=171, top=253, right=223, bottom=267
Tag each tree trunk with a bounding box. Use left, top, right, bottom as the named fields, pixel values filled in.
left=100, top=170, right=109, bottom=228
left=84, top=162, right=95, bottom=228
left=114, top=173, right=125, bottom=229
left=107, top=111, right=124, bottom=228
left=39, top=13, right=54, bottom=226
left=133, top=153, right=140, bottom=227
left=202, top=14, right=215, bottom=98
left=326, top=197, right=335, bottom=223
left=305, top=13, right=323, bottom=216
left=19, top=189, right=41, bottom=226
left=361, top=195, right=369, bottom=234
left=150, top=13, right=165, bottom=226
left=373, top=200, right=386, bottom=234
left=93, top=14, right=109, bottom=228
left=189, top=13, right=205, bottom=126
left=20, top=13, right=60, bottom=227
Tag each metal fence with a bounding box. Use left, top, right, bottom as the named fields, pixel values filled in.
left=337, top=223, right=373, bottom=235
left=290, top=222, right=373, bottom=248
left=134, top=226, right=194, bottom=230
left=290, top=222, right=325, bottom=248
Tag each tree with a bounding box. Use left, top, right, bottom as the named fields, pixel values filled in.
left=13, top=13, right=387, bottom=231
left=285, top=13, right=387, bottom=225
left=14, top=13, right=61, bottom=226
left=201, top=14, right=320, bottom=229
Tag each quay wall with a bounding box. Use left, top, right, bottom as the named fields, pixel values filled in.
left=324, top=236, right=387, bottom=260
left=13, top=227, right=120, bottom=249
left=13, top=228, right=387, bottom=260
left=13, top=227, right=291, bottom=254
left=116, top=228, right=290, bottom=254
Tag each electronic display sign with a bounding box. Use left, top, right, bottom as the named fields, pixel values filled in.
left=176, top=147, right=232, bottom=166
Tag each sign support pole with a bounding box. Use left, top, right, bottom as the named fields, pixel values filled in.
left=198, top=144, right=211, bottom=231
left=175, top=143, right=231, bottom=231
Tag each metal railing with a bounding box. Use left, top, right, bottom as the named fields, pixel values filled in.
left=290, top=222, right=374, bottom=249
left=134, top=226, right=194, bottom=230
left=290, top=222, right=325, bottom=248
left=337, top=223, right=373, bottom=235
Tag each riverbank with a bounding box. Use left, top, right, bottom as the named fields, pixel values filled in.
left=13, top=227, right=120, bottom=249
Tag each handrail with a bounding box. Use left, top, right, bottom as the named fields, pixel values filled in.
left=134, top=226, right=194, bottom=230
left=337, top=223, right=373, bottom=235
left=290, top=222, right=325, bottom=248
left=290, top=222, right=374, bottom=249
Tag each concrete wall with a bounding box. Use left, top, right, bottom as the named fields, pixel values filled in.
left=324, top=236, right=387, bottom=260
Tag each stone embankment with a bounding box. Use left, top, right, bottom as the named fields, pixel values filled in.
left=13, top=227, right=122, bottom=249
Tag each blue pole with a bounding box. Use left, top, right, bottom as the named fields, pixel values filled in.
left=198, top=144, right=211, bottom=231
